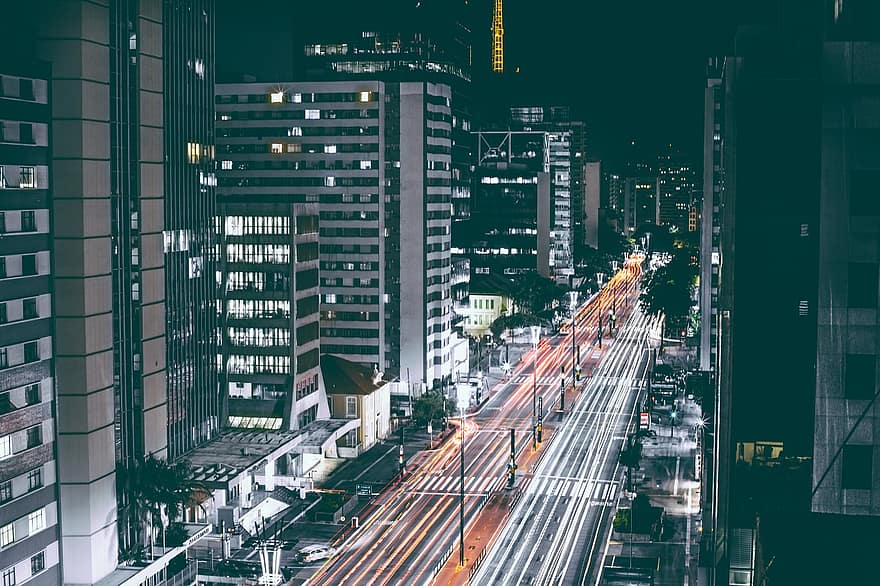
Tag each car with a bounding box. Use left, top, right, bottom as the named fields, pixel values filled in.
left=297, top=544, right=337, bottom=563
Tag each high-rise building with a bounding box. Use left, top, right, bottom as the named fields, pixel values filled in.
left=215, top=79, right=453, bottom=392
left=508, top=105, right=587, bottom=275
left=215, top=203, right=325, bottom=431
left=583, top=161, right=601, bottom=250
left=492, top=0, right=505, bottom=73
left=655, top=147, right=695, bottom=233
left=0, top=61, right=61, bottom=583
left=455, top=130, right=552, bottom=278
left=163, top=0, right=220, bottom=461
left=701, top=1, right=880, bottom=584
left=699, top=59, right=723, bottom=374
left=623, top=177, right=658, bottom=234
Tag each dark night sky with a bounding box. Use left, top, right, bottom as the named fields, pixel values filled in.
left=218, top=1, right=757, bottom=169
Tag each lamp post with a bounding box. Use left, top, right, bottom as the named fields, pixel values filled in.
left=455, top=382, right=470, bottom=568
left=596, top=273, right=605, bottom=349
left=530, top=325, right=541, bottom=451
left=567, top=291, right=578, bottom=416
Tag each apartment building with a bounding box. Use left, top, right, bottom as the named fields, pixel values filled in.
left=0, top=62, right=60, bottom=585
left=215, top=80, right=453, bottom=393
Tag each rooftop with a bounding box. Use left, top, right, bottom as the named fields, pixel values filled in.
left=322, top=353, right=385, bottom=396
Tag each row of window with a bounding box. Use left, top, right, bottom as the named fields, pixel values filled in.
left=0, top=424, right=43, bottom=460
left=1, top=550, right=45, bottom=586
left=322, top=293, right=380, bottom=305
left=227, top=327, right=290, bottom=348
left=0, top=383, right=41, bottom=416
left=0, top=166, right=36, bottom=189
left=225, top=299, right=290, bottom=320
left=217, top=90, right=374, bottom=105
left=219, top=176, right=380, bottom=188
left=227, top=355, right=290, bottom=375
left=295, top=373, right=319, bottom=401
left=0, top=297, right=40, bottom=324
left=321, top=261, right=377, bottom=272
left=219, top=108, right=376, bottom=121
left=226, top=244, right=289, bottom=264
left=226, top=271, right=289, bottom=294
left=0, top=211, right=38, bottom=234
left=220, top=143, right=377, bottom=155
left=0, top=466, right=43, bottom=504
left=320, top=310, right=378, bottom=322
left=224, top=215, right=291, bottom=236
left=320, top=344, right=379, bottom=356
left=219, top=122, right=379, bottom=138
left=321, top=328, right=379, bottom=339
left=0, top=341, right=41, bottom=369
left=320, top=277, right=378, bottom=288
left=222, top=159, right=377, bottom=172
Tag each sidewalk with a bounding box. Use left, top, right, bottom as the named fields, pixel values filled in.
left=606, top=394, right=702, bottom=585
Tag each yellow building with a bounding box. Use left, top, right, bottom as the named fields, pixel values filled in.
left=464, top=274, right=516, bottom=338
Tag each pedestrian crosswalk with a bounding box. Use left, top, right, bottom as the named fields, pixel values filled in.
left=526, top=477, right=618, bottom=505
left=408, top=474, right=500, bottom=496
left=508, top=374, right=564, bottom=386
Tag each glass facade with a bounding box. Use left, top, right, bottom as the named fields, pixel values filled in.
left=163, top=0, right=220, bottom=460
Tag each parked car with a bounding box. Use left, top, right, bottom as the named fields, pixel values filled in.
left=297, top=544, right=337, bottom=563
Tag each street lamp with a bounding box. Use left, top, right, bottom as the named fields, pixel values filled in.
left=530, top=325, right=541, bottom=451
left=566, top=291, right=578, bottom=416
left=455, top=382, right=470, bottom=568
left=596, top=273, right=606, bottom=348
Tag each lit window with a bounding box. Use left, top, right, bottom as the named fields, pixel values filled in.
left=0, top=523, right=12, bottom=547
left=324, top=176, right=335, bottom=187
left=359, top=91, right=370, bottom=102
left=187, top=142, right=200, bottom=164
left=194, top=59, right=205, bottom=79
left=221, top=160, right=232, bottom=170
left=0, top=166, right=5, bottom=188
left=28, top=509, right=45, bottom=534
left=293, top=93, right=302, bottom=103
left=270, top=90, right=284, bottom=104
left=270, top=143, right=283, bottom=154
left=359, top=160, right=372, bottom=170
left=305, top=109, right=320, bottom=120
left=287, top=143, right=301, bottom=153
left=324, top=144, right=336, bottom=154
left=288, top=127, right=302, bottom=137
left=219, top=113, right=231, bottom=121
left=324, top=293, right=336, bottom=304
left=0, top=436, right=9, bottom=459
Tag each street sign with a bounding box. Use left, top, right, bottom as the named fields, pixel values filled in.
left=356, top=484, right=372, bottom=497
left=640, top=412, right=650, bottom=430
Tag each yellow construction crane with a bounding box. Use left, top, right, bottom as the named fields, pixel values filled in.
left=492, top=0, right=504, bottom=73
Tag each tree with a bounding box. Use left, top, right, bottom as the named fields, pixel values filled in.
left=509, top=272, right=565, bottom=317
left=639, top=245, right=698, bottom=339
left=411, top=392, right=452, bottom=428
left=117, top=455, right=205, bottom=562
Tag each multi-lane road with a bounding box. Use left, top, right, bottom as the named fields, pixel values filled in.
left=307, top=257, right=648, bottom=586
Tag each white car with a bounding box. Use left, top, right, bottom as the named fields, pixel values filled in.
left=297, top=544, right=337, bottom=563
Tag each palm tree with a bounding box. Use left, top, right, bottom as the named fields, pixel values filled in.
left=117, top=455, right=205, bottom=562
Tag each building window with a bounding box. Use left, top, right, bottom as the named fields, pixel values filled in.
left=28, top=467, right=42, bottom=491
left=0, top=435, right=9, bottom=459
left=0, top=349, right=7, bottom=369
left=848, top=263, right=878, bottom=308
left=0, top=523, right=13, bottom=548
left=324, top=144, right=336, bottom=154
left=22, top=254, right=37, bottom=276
left=187, top=142, right=200, bottom=164
left=0, top=304, right=5, bottom=324
left=287, top=143, right=301, bottom=153
left=0, top=213, right=5, bottom=234
left=19, top=123, right=33, bottom=144
left=305, top=109, right=320, bottom=120
left=0, top=481, right=10, bottom=503
left=324, top=176, right=335, bottom=187
left=24, top=341, right=38, bottom=363
left=25, top=384, right=39, bottom=405
left=30, top=552, right=45, bottom=574
left=288, top=126, right=302, bottom=136
left=359, top=91, right=370, bottom=102
left=269, top=90, right=284, bottom=104
left=21, top=210, right=35, bottom=232
left=26, top=425, right=41, bottom=449
left=292, top=93, right=302, bottom=103
left=346, top=396, right=357, bottom=418
left=23, top=298, right=37, bottom=319
left=1, top=567, right=13, bottom=586
left=221, top=160, right=232, bottom=170
left=270, top=143, right=283, bottom=154
left=359, top=160, right=372, bottom=170
left=27, top=509, right=45, bottom=534
left=845, top=354, right=876, bottom=400
left=0, top=166, right=5, bottom=188
left=19, top=167, right=35, bottom=188
left=842, top=444, right=873, bottom=489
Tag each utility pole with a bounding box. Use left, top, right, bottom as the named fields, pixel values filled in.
left=507, top=428, right=516, bottom=488
left=537, top=396, right=543, bottom=443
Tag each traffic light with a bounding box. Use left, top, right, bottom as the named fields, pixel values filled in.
left=507, top=458, right=516, bottom=488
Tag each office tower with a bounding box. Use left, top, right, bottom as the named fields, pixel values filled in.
left=811, top=0, right=880, bottom=517
left=583, top=161, right=601, bottom=250
left=508, top=106, right=586, bottom=277
left=492, top=0, right=505, bottom=73
left=0, top=62, right=60, bottom=583
left=699, top=1, right=880, bottom=583
left=699, top=59, right=723, bottom=374
left=163, top=0, right=220, bottom=460
left=215, top=80, right=453, bottom=392
left=457, top=130, right=552, bottom=278
left=622, top=177, right=658, bottom=235
left=296, top=2, right=475, bottom=224
left=655, top=147, right=695, bottom=233
left=216, top=203, right=327, bottom=431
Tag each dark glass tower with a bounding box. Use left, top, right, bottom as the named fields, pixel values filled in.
left=162, top=0, right=219, bottom=460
